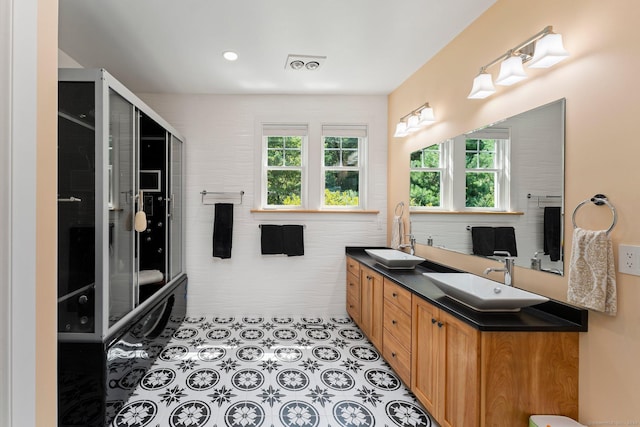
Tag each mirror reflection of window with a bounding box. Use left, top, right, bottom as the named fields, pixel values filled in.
left=464, top=134, right=509, bottom=210
left=410, top=144, right=443, bottom=208
left=409, top=133, right=510, bottom=212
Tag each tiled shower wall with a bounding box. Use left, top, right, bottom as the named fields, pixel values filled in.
left=139, top=94, right=388, bottom=316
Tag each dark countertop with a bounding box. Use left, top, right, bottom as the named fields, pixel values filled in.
left=346, top=247, right=588, bottom=332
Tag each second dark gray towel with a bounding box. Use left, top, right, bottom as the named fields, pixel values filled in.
left=260, top=225, right=304, bottom=256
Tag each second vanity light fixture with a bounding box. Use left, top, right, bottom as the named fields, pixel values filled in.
left=393, top=102, right=436, bottom=138
left=468, top=26, right=569, bottom=99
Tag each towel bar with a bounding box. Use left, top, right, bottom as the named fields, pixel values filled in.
left=394, top=201, right=405, bottom=217
left=259, top=224, right=306, bottom=229
left=200, top=190, right=244, bottom=205
left=571, top=194, right=617, bottom=235
left=527, top=193, right=562, bottom=208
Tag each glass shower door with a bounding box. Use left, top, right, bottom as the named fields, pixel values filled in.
left=58, top=81, right=97, bottom=333
left=108, top=89, right=136, bottom=326
left=169, top=135, right=183, bottom=280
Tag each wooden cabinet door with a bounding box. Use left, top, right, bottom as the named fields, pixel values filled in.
left=360, top=265, right=383, bottom=350
left=411, top=297, right=440, bottom=417
left=346, top=271, right=361, bottom=325
left=439, top=311, right=480, bottom=427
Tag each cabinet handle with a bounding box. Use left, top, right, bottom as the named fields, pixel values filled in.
left=391, top=319, right=397, bottom=325
left=392, top=292, right=398, bottom=298
left=437, top=322, right=444, bottom=328
left=391, top=352, right=397, bottom=358
left=431, top=318, right=437, bottom=324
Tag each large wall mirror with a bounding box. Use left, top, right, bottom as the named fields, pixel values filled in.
left=409, top=98, right=565, bottom=275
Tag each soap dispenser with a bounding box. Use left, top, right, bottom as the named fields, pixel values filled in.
left=530, top=251, right=543, bottom=270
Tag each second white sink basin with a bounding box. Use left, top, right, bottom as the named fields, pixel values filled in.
left=365, top=249, right=425, bottom=269
left=423, top=273, right=548, bottom=312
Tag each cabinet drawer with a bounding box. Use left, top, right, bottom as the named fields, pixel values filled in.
left=347, top=290, right=361, bottom=324
left=346, top=257, right=360, bottom=279
left=384, top=280, right=412, bottom=314
left=347, top=272, right=360, bottom=301
left=383, top=299, right=412, bottom=351
left=383, top=328, right=411, bottom=385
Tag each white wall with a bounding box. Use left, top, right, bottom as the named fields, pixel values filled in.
left=140, top=93, right=388, bottom=316
left=2, top=0, right=39, bottom=425
left=0, top=0, right=11, bottom=423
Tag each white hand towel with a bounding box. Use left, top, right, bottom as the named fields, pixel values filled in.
left=567, top=227, right=617, bottom=315
left=391, top=215, right=404, bottom=249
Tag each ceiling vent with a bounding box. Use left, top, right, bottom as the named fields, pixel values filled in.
left=285, top=54, right=326, bottom=71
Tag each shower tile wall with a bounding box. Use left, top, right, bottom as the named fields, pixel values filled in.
left=107, top=315, right=437, bottom=427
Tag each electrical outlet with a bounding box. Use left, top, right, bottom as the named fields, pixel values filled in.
left=618, top=244, right=640, bottom=275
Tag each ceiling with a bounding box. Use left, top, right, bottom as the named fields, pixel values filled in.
left=59, top=0, right=496, bottom=95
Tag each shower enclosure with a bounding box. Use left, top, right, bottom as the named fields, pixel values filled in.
left=57, top=69, right=187, bottom=426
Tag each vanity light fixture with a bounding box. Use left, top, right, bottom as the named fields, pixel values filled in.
left=393, top=122, right=409, bottom=138
left=495, top=53, right=528, bottom=86
left=468, top=26, right=569, bottom=99
left=468, top=70, right=496, bottom=99
left=394, top=102, right=436, bottom=138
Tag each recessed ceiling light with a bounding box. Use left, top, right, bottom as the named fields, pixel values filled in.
left=223, top=51, right=238, bottom=61
left=305, top=61, right=320, bottom=70
left=290, top=60, right=305, bottom=70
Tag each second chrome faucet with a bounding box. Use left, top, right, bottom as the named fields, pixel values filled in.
left=484, top=250, right=515, bottom=286
left=399, top=234, right=416, bottom=255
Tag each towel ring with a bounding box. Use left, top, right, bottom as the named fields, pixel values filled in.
left=571, top=194, right=617, bottom=235
left=394, top=201, right=405, bottom=217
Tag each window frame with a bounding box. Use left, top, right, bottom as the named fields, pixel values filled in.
left=462, top=129, right=510, bottom=211
left=409, top=142, right=448, bottom=209
left=320, top=124, right=367, bottom=210
left=261, top=124, right=308, bottom=209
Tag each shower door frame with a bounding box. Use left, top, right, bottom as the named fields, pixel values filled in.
left=58, top=68, right=186, bottom=343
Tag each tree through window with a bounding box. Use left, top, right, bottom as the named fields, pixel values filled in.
left=322, top=125, right=366, bottom=208
left=263, top=124, right=307, bottom=207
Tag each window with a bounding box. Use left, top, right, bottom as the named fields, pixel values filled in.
left=410, top=143, right=444, bottom=208
left=463, top=127, right=509, bottom=209
left=260, top=123, right=367, bottom=210
left=409, top=130, right=510, bottom=211
left=465, top=138, right=499, bottom=208
left=321, top=125, right=367, bottom=208
left=263, top=124, right=307, bottom=207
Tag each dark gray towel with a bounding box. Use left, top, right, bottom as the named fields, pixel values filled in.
left=213, top=203, right=233, bottom=259
left=544, top=206, right=562, bottom=261
left=494, top=226, right=518, bottom=257
left=283, top=225, right=304, bottom=256
left=260, top=225, right=283, bottom=255
left=471, top=227, right=495, bottom=256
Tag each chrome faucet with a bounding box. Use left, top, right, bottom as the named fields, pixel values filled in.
left=483, top=250, right=515, bottom=286
left=399, top=234, right=416, bottom=255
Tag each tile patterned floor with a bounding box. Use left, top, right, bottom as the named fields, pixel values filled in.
left=108, top=315, right=437, bottom=427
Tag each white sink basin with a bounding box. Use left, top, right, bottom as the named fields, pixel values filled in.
left=365, top=249, right=425, bottom=269
left=422, top=273, right=548, bottom=312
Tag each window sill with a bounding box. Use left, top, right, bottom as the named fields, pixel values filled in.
left=409, top=210, right=524, bottom=215
left=251, top=209, right=380, bottom=214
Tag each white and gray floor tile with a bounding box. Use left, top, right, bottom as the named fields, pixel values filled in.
left=108, top=315, right=437, bottom=427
